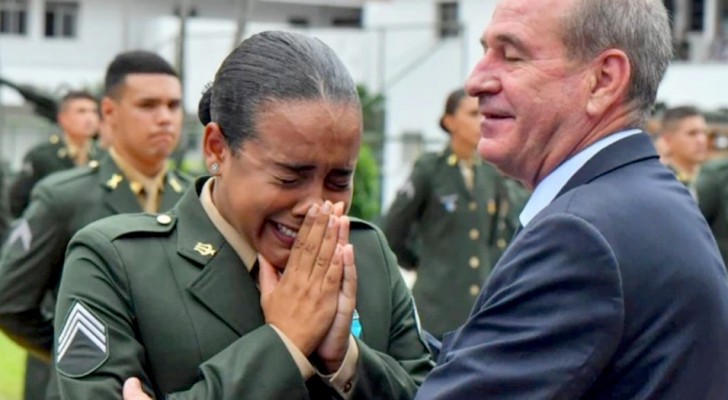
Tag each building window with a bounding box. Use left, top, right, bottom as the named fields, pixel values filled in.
left=437, top=2, right=459, bottom=39
left=45, top=1, right=79, bottom=38
left=0, top=0, right=28, bottom=35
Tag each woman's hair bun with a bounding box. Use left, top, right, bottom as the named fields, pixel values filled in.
left=198, top=82, right=213, bottom=125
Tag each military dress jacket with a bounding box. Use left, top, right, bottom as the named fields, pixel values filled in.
left=695, top=157, right=728, bottom=267
left=53, top=177, right=434, bottom=399
left=382, top=147, right=526, bottom=337
left=0, top=154, right=190, bottom=358
left=8, top=134, right=103, bottom=217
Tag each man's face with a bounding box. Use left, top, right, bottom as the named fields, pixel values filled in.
left=213, top=100, right=361, bottom=269
left=664, top=115, right=709, bottom=167
left=465, top=0, right=591, bottom=188
left=104, top=74, right=182, bottom=169
left=58, top=98, right=99, bottom=141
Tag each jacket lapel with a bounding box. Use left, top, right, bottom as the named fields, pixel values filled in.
left=159, top=172, right=188, bottom=211
left=175, top=179, right=265, bottom=336
left=557, top=132, right=658, bottom=198
left=97, top=155, right=144, bottom=214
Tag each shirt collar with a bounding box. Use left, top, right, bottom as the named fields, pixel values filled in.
left=108, top=147, right=167, bottom=196
left=199, top=177, right=258, bottom=271
left=519, top=129, right=641, bottom=227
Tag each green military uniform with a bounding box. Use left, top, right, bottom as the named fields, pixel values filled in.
left=5, top=133, right=103, bottom=400
left=382, top=147, right=528, bottom=338
left=695, top=157, right=728, bottom=268
left=0, top=154, right=190, bottom=399
left=9, top=134, right=103, bottom=217
left=53, top=177, right=434, bottom=399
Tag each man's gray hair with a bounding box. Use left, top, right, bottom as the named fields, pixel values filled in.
left=562, top=0, right=672, bottom=123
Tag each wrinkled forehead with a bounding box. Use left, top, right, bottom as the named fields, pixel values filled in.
left=489, top=0, right=572, bottom=34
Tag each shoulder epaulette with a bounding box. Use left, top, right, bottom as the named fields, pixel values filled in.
left=86, top=213, right=177, bottom=241
left=36, top=165, right=95, bottom=188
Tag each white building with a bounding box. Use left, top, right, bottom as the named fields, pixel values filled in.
left=0, top=0, right=726, bottom=209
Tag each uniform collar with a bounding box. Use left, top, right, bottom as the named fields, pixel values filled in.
left=108, top=147, right=167, bottom=196
left=442, top=145, right=480, bottom=168
left=199, top=177, right=258, bottom=271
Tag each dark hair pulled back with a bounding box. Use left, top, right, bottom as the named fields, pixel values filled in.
left=198, top=31, right=360, bottom=149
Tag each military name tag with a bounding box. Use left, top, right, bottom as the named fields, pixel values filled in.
left=56, top=301, right=109, bottom=377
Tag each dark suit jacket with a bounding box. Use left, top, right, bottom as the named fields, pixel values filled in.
left=54, top=177, right=434, bottom=399
left=415, top=133, right=728, bottom=399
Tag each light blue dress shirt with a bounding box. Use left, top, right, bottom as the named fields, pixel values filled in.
left=519, top=129, right=642, bottom=227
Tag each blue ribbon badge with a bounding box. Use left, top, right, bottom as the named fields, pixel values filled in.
left=351, top=309, right=362, bottom=338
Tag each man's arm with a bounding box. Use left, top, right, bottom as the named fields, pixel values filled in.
left=0, top=184, right=67, bottom=360
left=415, top=214, right=624, bottom=399
left=9, top=153, right=40, bottom=218
left=695, top=164, right=722, bottom=224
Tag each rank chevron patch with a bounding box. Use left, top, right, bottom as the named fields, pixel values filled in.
left=56, top=301, right=109, bottom=377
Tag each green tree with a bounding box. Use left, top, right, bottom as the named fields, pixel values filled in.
left=349, top=85, right=384, bottom=221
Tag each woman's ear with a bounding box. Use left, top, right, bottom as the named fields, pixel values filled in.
left=203, top=123, right=227, bottom=175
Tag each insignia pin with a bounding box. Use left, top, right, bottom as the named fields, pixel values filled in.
left=169, top=177, right=183, bottom=193
left=106, top=174, right=124, bottom=190
left=194, top=242, right=216, bottom=256
left=351, top=309, right=362, bottom=338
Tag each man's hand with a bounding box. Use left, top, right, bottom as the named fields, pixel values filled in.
left=259, top=201, right=344, bottom=356
left=123, top=378, right=151, bottom=400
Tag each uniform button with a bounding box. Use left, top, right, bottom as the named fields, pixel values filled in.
left=469, top=256, right=480, bottom=269
left=468, top=201, right=477, bottom=211
left=469, top=228, right=480, bottom=240
left=487, top=200, right=497, bottom=215
left=88, top=160, right=99, bottom=169
left=469, top=284, right=480, bottom=296
left=497, top=238, right=507, bottom=249
left=343, top=381, right=353, bottom=392
left=156, top=214, right=172, bottom=225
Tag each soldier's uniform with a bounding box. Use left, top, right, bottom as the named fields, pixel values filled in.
left=9, top=134, right=102, bottom=218
left=5, top=133, right=103, bottom=400
left=0, top=154, right=190, bottom=399
left=53, top=177, right=434, bottom=399
left=383, top=147, right=528, bottom=338
left=695, top=157, right=728, bottom=268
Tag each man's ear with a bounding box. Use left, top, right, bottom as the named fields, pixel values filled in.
left=585, top=49, right=631, bottom=117
left=101, top=97, right=115, bottom=125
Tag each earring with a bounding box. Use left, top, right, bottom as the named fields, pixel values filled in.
left=209, top=163, right=220, bottom=175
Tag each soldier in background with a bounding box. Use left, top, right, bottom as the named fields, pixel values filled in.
left=8, top=91, right=101, bottom=217
left=382, top=88, right=527, bottom=339
left=0, top=50, right=192, bottom=400
left=659, top=106, right=709, bottom=194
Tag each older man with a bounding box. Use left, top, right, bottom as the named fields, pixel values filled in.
left=415, top=0, right=728, bottom=399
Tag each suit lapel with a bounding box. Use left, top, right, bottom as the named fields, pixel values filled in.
left=97, top=155, right=143, bottom=214
left=175, top=179, right=265, bottom=336
left=557, top=132, right=658, bottom=198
